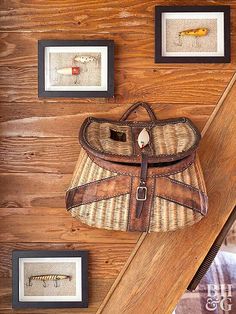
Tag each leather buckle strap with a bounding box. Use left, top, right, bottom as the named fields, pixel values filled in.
left=136, top=154, right=148, bottom=218
left=136, top=185, right=147, bottom=201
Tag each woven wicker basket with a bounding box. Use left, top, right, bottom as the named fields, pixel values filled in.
left=66, top=102, right=208, bottom=232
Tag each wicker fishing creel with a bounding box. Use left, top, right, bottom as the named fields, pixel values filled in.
left=66, top=102, right=208, bottom=232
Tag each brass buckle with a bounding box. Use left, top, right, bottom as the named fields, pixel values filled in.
left=136, top=186, right=147, bottom=201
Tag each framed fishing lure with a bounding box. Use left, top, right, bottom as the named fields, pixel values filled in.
left=12, top=250, right=88, bottom=308
left=155, top=6, right=230, bottom=63
left=38, top=40, right=114, bottom=97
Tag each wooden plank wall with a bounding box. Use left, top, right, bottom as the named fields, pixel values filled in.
left=0, top=0, right=235, bottom=313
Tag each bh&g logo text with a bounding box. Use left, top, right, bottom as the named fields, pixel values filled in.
left=206, top=284, right=233, bottom=311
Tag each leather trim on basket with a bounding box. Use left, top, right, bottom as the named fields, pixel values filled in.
left=66, top=175, right=131, bottom=209
left=155, top=177, right=208, bottom=215
left=87, top=152, right=196, bottom=178
left=79, top=117, right=201, bottom=164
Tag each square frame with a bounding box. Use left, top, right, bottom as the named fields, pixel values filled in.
left=12, top=250, right=88, bottom=308
left=38, top=40, right=114, bottom=98
left=155, top=6, right=230, bottom=63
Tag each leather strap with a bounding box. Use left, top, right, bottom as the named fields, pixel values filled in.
left=120, top=101, right=158, bottom=121
left=136, top=154, right=148, bottom=218
left=66, top=175, right=131, bottom=209
left=128, top=176, right=155, bottom=232
left=154, top=177, right=208, bottom=215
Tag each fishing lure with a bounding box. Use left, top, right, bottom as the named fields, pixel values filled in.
left=179, top=28, right=209, bottom=37
left=74, top=55, right=97, bottom=63
left=177, top=28, right=209, bottom=47
left=57, top=67, right=80, bottom=76
left=57, top=67, right=80, bottom=84
left=27, top=274, right=72, bottom=288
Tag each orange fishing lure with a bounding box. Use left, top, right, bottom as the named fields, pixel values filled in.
left=179, top=28, right=209, bottom=37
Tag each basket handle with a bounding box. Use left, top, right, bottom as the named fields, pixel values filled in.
left=120, top=101, right=158, bottom=121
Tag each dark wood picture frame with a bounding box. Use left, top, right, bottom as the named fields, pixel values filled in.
left=12, top=250, right=88, bottom=309
left=155, top=6, right=230, bottom=63
left=38, top=40, right=114, bottom=98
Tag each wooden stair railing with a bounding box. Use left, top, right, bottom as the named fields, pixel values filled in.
left=97, top=73, right=236, bottom=314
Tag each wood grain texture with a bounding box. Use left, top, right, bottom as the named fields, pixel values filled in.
left=201, top=72, right=236, bottom=136
left=0, top=173, right=70, bottom=207
left=0, top=102, right=213, bottom=123
left=0, top=0, right=235, bottom=34
left=0, top=0, right=235, bottom=313
left=1, top=31, right=236, bottom=69
left=0, top=66, right=234, bottom=103
left=0, top=208, right=139, bottom=243
left=98, top=74, right=236, bottom=314
left=0, top=137, right=80, bottom=173
left=0, top=243, right=134, bottom=278
left=0, top=103, right=213, bottom=138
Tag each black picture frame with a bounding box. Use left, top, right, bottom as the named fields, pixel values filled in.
left=155, top=6, right=230, bottom=63
left=12, top=250, right=88, bottom=308
left=38, top=40, right=114, bottom=98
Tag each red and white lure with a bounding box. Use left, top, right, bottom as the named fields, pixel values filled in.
left=57, top=67, right=80, bottom=76
left=57, top=66, right=80, bottom=84
left=56, top=55, right=97, bottom=85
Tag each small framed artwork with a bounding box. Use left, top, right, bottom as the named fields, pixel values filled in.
left=38, top=40, right=114, bottom=97
left=155, top=6, right=230, bottom=63
left=12, top=250, right=88, bottom=308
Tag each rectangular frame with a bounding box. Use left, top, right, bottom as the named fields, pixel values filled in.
left=155, top=6, right=230, bottom=63
left=12, top=250, right=88, bottom=308
left=38, top=40, right=114, bottom=98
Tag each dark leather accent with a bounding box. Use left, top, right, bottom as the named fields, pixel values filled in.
left=119, top=101, right=157, bottom=121
left=155, top=177, right=208, bottom=215
left=66, top=175, right=131, bottom=209
left=140, top=154, right=148, bottom=182
left=79, top=116, right=201, bottom=164
left=88, top=152, right=195, bottom=178
left=128, top=176, right=155, bottom=232
left=136, top=154, right=148, bottom=218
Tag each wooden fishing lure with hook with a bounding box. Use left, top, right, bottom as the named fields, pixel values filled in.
left=177, top=28, right=209, bottom=47
left=179, top=28, right=209, bottom=37
left=27, top=274, right=72, bottom=288
left=57, top=67, right=80, bottom=75
left=57, top=67, right=80, bottom=84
